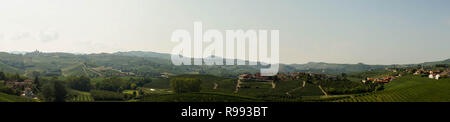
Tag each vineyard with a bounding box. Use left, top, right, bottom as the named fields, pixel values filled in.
left=68, top=90, right=94, bottom=102
left=0, top=92, right=35, bottom=102
left=140, top=92, right=263, bottom=102
left=335, top=75, right=450, bottom=102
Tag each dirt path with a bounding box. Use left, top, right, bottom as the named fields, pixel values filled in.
left=318, top=85, right=328, bottom=96
left=213, top=83, right=218, bottom=90
left=81, top=63, right=103, bottom=77
left=80, top=63, right=90, bottom=77
left=286, top=81, right=306, bottom=96
left=234, top=79, right=241, bottom=93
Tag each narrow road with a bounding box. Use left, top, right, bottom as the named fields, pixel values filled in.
left=286, top=81, right=306, bottom=96
left=318, top=85, right=328, bottom=96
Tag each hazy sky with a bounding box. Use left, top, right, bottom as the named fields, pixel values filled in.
left=0, top=0, right=449, bottom=64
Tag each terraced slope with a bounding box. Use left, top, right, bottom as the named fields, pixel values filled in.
left=336, top=75, right=450, bottom=102
left=68, top=90, right=94, bottom=102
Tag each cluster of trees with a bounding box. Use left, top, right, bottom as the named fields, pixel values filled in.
left=170, top=78, right=201, bottom=94
left=95, top=77, right=128, bottom=93
left=90, top=90, right=124, bottom=101
left=1, top=71, right=155, bottom=102
left=67, top=76, right=91, bottom=92
left=0, top=72, right=26, bottom=82
left=40, top=78, right=68, bottom=102
left=0, top=85, right=22, bottom=96
left=38, top=76, right=152, bottom=102
left=32, top=76, right=153, bottom=102
left=0, top=72, right=5, bottom=81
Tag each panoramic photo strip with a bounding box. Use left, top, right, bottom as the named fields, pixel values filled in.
left=0, top=0, right=449, bottom=121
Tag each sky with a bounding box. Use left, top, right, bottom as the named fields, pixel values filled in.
left=0, top=0, right=449, bottom=65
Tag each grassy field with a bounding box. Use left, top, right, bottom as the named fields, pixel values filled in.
left=0, top=92, right=35, bottom=102
left=335, top=75, right=450, bottom=102
left=143, top=78, right=170, bottom=89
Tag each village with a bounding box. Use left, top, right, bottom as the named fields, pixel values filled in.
left=237, top=72, right=335, bottom=92
left=1, top=79, right=38, bottom=99
left=411, top=69, right=449, bottom=80
left=237, top=67, right=450, bottom=89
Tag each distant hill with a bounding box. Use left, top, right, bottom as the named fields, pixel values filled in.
left=0, top=51, right=448, bottom=77
left=421, top=58, right=450, bottom=66
left=114, top=51, right=171, bottom=59
left=288, top=62, right=387, bottom=74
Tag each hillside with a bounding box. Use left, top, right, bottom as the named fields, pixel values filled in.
left=335, top=75, right=450, bottom=102
left=0, top=51, right=448, bottom=78
left=289, top=62, right=388, bottom=74
left=0, top=92, right=35, bottom=102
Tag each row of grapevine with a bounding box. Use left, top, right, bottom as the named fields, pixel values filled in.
left=335, top=75, right=450, bottom=102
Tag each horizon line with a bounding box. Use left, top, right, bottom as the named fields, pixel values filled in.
left=1, top=50, right=448, bottom=66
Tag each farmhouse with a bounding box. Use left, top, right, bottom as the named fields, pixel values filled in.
left=414, top=69, right=425, bottom=75
left=412, top=68, right=448, bottom=80
left=366, top=76, right=395, bottom=83
left=426, top=70, right=448, bottom=80
left=160, top=72, right=175, bottom=78
left=428, top=74, right=435, bottom=79
left=5, top=79, right=34, bottom=90
left=435, top=74, right=440, bottom=80
left=238, top=73, right=252, bottom=80
left=440, top=71, right=449, bottom=77
left=238, top=73, right=273, bottom=82
left=22, top=87, right=35, bottom=98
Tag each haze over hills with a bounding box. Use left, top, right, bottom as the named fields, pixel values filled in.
left=0, top=50, right=448, bottom=78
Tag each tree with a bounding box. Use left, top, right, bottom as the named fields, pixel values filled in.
left=129, top=77, right=152, bottom=88
left=130, top=83, right=137, bottom=90
left=31, top=71, right=41, bottom=78
left=67, top=76, right=91, bottom=91
left=137, top=77, right=152, bottom=87
left=41, top=82, right=54, bottom=102
left=0, top=72, right=5, bottom=80
left=138, top=89, right=144, bottom=96
left=33, top=76, right=41, bottom=92
left=341, top=73, right=348, bottom=81
left=40, top=80, right=68, bottom=102
left=133, top=91, right=137, bottom=97
left=54, top=81, right=68, bottom=102
left=96, top=76, right=127, bottom=92
left=11, top=73, right=24, bottom=82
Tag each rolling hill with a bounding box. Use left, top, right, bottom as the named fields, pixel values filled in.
left=335, top=75, right=450, bottom=102
left=0, top=51, right=448, bottom=78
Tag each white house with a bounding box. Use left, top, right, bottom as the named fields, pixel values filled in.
left=435, top=74, right=440, bottom=80
left=429, top=74, right=434, bottom=79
